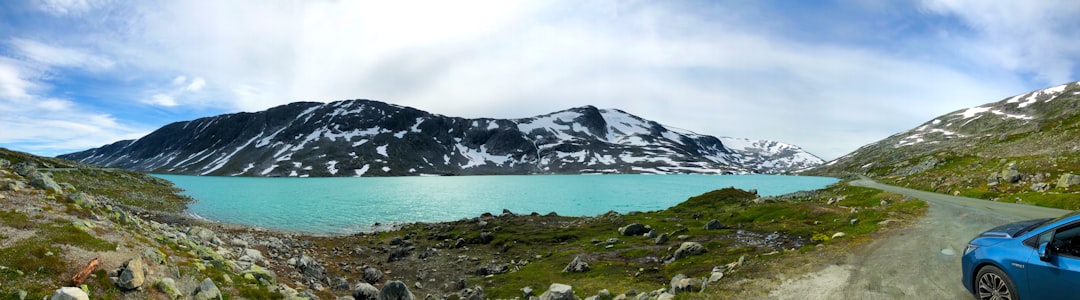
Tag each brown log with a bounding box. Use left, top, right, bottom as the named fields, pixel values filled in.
left=71, top=257, right=101, bottom=286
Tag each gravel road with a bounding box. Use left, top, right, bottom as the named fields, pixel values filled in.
left=769, top=178, right=1071, bottom=299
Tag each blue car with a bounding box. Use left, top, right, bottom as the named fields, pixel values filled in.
left=962, top=211, right=1080, bottom=300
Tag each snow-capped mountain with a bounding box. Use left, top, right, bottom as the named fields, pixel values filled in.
left=60, top=100, right=823, bottom=176
left=812, top=81, right=1080, bottom=174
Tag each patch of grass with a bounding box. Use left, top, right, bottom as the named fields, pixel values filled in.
left=41, top=222, right=116, bottom=252
left=0, top=238, right=66, bottom=297
left=50, top=169, right=192, bottom=213
left=0, top=210, right=34, bottom=229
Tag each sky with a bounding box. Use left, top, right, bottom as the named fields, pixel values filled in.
left=1, top=1, right=1079, bottom=160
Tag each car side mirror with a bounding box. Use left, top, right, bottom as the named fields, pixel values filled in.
left=1039, top=241, right=1053, bottom=261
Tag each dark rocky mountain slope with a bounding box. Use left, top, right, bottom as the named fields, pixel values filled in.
left=61, top=100, right=823, bottom=176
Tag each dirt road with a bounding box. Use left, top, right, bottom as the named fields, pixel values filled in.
left=770, top=178, right=1070, bottom=299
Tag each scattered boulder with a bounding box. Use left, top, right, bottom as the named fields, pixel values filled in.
left=670, top=274, right=701, bottom=294
left=672, top=242, right=707, bottom=261
left=156, top=278, right=182, bottom=299
left=116, top=257, right=146, bottom=290
left=477, top=264, right=509, bottom=276
left=522, top=286, right=535, bottom=298
left=379, top=280, right=415, bottom=300
left=460, top=286, right=485, bottom=300
left=704, top=219, right=724, bottom=230
left=295, top=255, right=326, bottom=279
left=388, top=246, right=414, bottom=262
left=1002, top=163, right=1021, bottom=183
left=539, top=283, right=577, bottom=300
left=50, top=287, right=89, bottom=300
left=655, top=233, right=669, bottom=245
left=362, top=266, right=383, bottom=283
left=850, top=219, right=859, bottom=226
left=353, top=282, right=380, bottom=300
left=332, top=277, right=351, bottom=291
left=30, top=172, right=63, bottom=194
left=194, top=278, right=221, bottom=300
left=619, top=223, right=650, bottom=236
left=67, top=192, right=96, bottom=208
left=230, top=238, right=249, bottom=248
left=1031, top=182, right=1052, bottom=192
left=563, top=256, right=590, bottom=273
left=1059, top=173, right=1080, bottom=189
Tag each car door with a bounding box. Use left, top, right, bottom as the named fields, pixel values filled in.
left=1025, top=222, right=1080, bottom=299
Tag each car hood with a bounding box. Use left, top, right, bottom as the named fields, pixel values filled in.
left=978, top=218, right=1052, bottom=239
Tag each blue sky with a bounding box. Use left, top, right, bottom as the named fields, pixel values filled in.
left=1, top=0, right=1078, bottom=160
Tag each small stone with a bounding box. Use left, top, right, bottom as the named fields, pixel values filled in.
left=230, top=238, right=249, bottom=248
left=655, top=233, right=669, bottom=245
left=156, top=278, right=181, bottom=299
left=832, top=232, right=846, bottom=239
left=522, top=286, right=535, bottom=298
left=850, top=219, right=859, bottom=226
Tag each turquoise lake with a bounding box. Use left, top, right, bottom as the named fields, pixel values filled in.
left=155, top=174, right=838, bottom=235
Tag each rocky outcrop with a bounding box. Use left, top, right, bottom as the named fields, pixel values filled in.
left=114, top=258, right=146, bottom=290
left=563, top=256, right=590, bottom=273
left=619, top=224, right=650, bottom=236
left=671, top=242, right=707, bottom=261
left=1059, top=173, right=1080, bottom=189
left=704, top=219, right=725, bottom=230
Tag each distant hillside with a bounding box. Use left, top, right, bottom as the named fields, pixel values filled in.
left=807, top=81, right=1080, bottom=209
left=60, top=100, right=823, bottom=176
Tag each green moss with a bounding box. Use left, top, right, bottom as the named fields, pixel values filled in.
left=0, top=210, right=34, bottom=229
left=42, top=222, right=116, bottom=252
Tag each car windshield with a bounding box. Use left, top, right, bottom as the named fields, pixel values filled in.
left=1019, top=210, right=1080, bottom=236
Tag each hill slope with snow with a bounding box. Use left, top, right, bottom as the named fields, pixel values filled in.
left=61, top=100, right=823, bottom=176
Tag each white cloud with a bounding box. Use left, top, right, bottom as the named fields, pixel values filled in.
left=143, top=93, right=177, bottom=107
left=9, top=38, right=115, bottom=71
left=920, top=0, right=1080, bottom=85
left=0, top=59, right=37, bottom=100
left=172, top=75, right=187, bottom=85
left=37, top=0, right=100, bottom=16
left=186, top=77, right=206, bottom=92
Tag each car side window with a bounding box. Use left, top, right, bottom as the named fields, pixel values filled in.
left=1051, top=223, right=1080, bottom=257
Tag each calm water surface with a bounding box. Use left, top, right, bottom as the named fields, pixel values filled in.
left=155, top=174, right=838, bottom=234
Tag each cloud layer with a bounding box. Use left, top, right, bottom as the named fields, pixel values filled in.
left=1, top=1, right=1078, bottom=159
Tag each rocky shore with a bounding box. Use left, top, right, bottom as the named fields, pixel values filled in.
left=0, top=148, right=925, bottom=299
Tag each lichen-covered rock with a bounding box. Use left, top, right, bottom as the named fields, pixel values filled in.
left=156, top=278, right=182, bottom=299
left=30, top=172, right=63, bottom=194
left=67, top=192, right=96, bottom=208
left=669, top=274, right=701, bottom=294
left=1059, top=173, right=1080, bottom=188
left=195, top=278, right=221, bottom=300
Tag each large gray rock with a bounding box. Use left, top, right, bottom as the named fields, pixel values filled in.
left=51, top=287, right=89, bottom=300
left=539, top=283, right=577, bottom=300
left=619, top=224, right=650, bottom=236
left=116, top=258, right=146, bottom=290
left=1001, top=163, right=1021, bottom=183
left=156, top=278, right=182, bottom=299
left=67, top=192, right=96, bottom=208
left=672, top=242, right=707, bottom=260
left=563, top=256, right=590, bottom=273
left=669, top=274, right=701, bottom=294
left=1059, top=173, right=1080, bottom=189
left=704, top=219, right=724, bottom=230
left=353, top=282, right=380, bottom=300
left=30, top=172, right=63, bottom=194
left=195, top=278, right=221, bottom=300
left=378, top=280, right=415, bottom=300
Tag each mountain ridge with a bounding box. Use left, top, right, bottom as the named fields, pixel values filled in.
left=60, top=99, right=824, bottom=176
